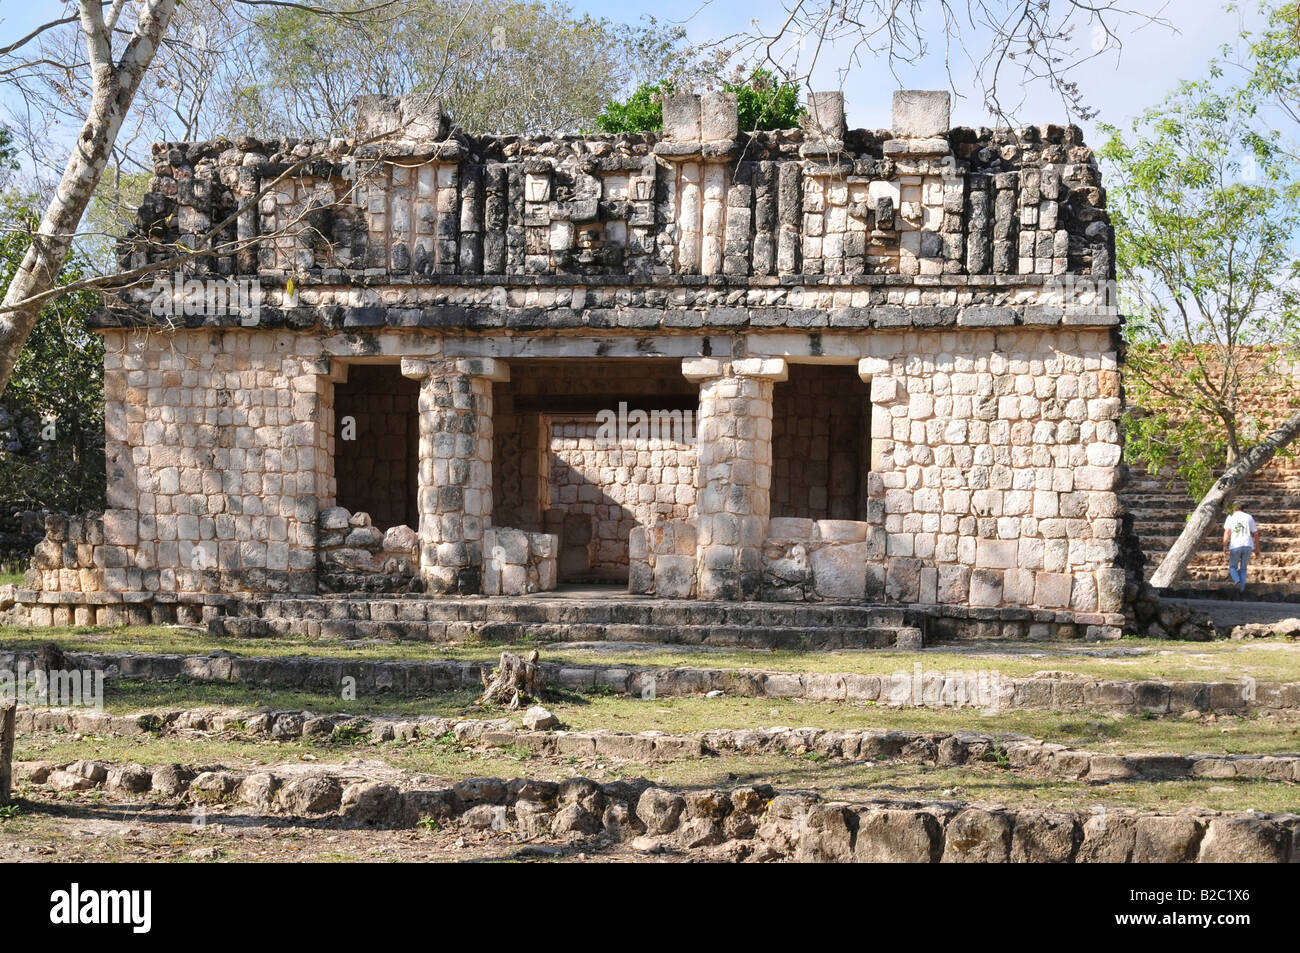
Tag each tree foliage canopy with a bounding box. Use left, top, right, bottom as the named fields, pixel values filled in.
left=1101, top=77, right=1300, bottom=499
left=595, top=69, right=804, bottom=134
left=212, top=1, right=700, bottom=137
left=0, top=190, right=105, bottom=535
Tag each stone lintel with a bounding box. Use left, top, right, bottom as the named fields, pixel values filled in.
left=400, top=356, right=509, bottom=381
left=682, top=357, right=787, bottom=382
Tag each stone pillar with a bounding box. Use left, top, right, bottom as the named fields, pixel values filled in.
left=0, top=704, right=14, bottom=805
left=684, top=357, right=786, bottom=600
left=402, top=357, right=509, bottom=594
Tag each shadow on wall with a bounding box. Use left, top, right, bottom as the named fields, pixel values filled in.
left=333, top=364, right=419, bottom=530
left=543, top=413, right=697, bottom=582
left=772, top=364, right=872, bottom=521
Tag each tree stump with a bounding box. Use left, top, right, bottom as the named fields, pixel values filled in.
left=477, top=650, right=542, bottom=709
left=0, top=705, right=14, bottom=806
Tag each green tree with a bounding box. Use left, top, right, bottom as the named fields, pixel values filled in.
left=724, top=69, right=803, bottom=131
left=0, top=191, right=106, bottom=560
left=1235, top=0, right=1300, bottom=161
left=0, top=127, right=14, bottom=190
left=594, top=80, right=675, bottom=134
left=217, top=2, right=697, bottom=137
left=82, top=167, right=153, bottom=275
left=1101, top=76, right=1300, bottom=585
left=595, top=69, right=803, bottom=134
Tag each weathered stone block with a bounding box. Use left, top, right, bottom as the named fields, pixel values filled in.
left=892, top=90, right=950, bottom=138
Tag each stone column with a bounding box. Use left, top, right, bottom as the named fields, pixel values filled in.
left=0, top=704, right=14, bottom=805
left=401, top=357, right=509, bottom=594
left=684, top=357, right=786, bottom=600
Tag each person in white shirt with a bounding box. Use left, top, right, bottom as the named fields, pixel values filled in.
left=1222, top=505, right=1260, bottom=592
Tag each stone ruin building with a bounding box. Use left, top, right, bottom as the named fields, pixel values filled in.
left=1, top=89, right=1135, bottom=644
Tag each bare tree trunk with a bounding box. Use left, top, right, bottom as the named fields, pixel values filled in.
left=0, top=705, right=14, bottom=805
left=0, top=0, right=176, bottom=396
left=478, top=650, right=543, bottom=708
left=1150, top=408, right=1300, bottom=588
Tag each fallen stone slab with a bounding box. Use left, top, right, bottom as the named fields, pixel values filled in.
left=1230, top=618, right=1300, bottom=641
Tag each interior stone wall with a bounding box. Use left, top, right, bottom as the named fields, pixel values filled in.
left=491, top=395, right=544, bottom=533
left=492, top=360, right=698, bottom=575
left=772, top=364, right=871, bottom=521
left=547, top=415, right=697, bottom=574
left=333, top=364, right=418, bottom=530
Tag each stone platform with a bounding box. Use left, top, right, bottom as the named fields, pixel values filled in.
left=207, top=587, right=1126, bottom=647
left=212, top=592, right=926, bottom=649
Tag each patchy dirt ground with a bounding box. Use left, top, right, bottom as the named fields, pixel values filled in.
left=0, top=794, right=704, bottom=863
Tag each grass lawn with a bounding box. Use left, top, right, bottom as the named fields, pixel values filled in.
left=19, top=674, right=1300, bottom=756
left=3, top=622, right=1300, bottom=682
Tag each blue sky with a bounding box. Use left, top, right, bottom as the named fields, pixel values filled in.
left=0, top=0, right=1272, bottom=148
left=566, top=0, right=1266, bottom=139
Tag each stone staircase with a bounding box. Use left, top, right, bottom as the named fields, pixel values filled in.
left=1124, top=465, right=1300, bottom=594
left=210, top=595, right=928, bottom=650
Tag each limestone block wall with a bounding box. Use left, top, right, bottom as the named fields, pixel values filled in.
left=482, top=527, right=558, bottom=595
left=771, top=365, right=870, bottom=520
left=860, top=327, right=1125, bottom=615
left=98, top=328, right=334, bottom=597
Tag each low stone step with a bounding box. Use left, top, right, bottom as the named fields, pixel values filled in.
left=211, top=615, right=925, bottom=650
left=10, top=646, right=1299, bottom=715
left=240, top=596, right=913, bottom=630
